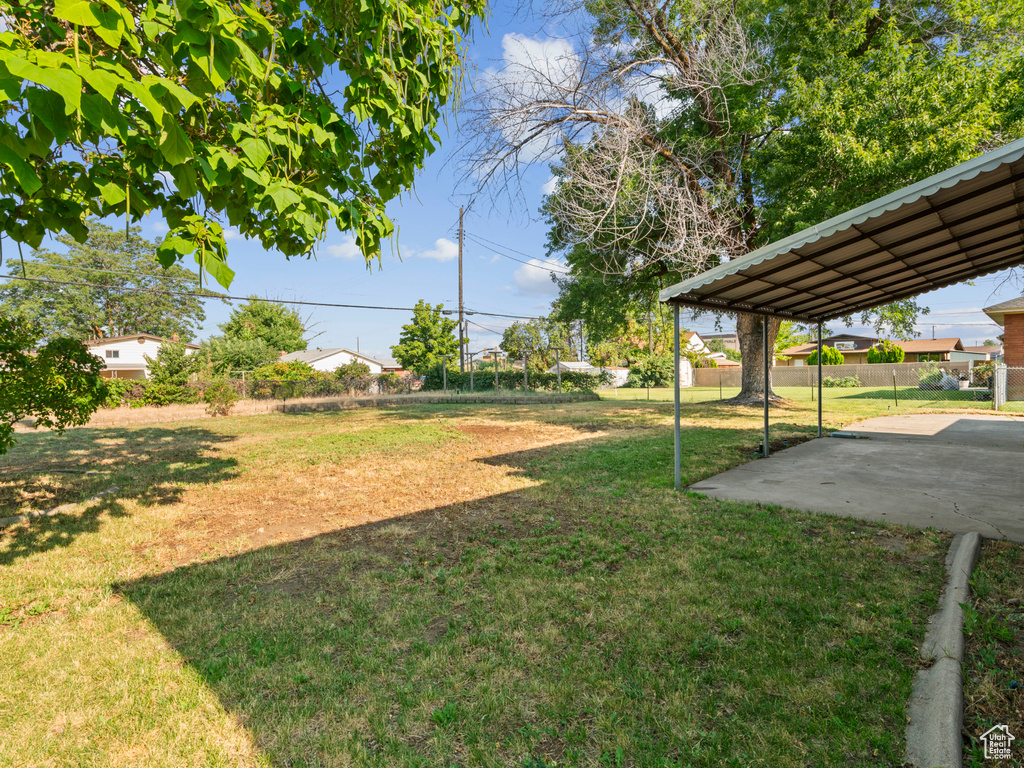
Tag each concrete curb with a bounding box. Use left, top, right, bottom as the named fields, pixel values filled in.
left=0, top=486, right=119, bottom=529
left=905, top=531, right=982, bottom=768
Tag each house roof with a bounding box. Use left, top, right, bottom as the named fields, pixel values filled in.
left=660, top=137, right=1024, bottom=322
left=963, top=345, right=1002, bottom=355
left=713, top=358, right=742, bottom=367
left=781, top=334, right=878, bottom=356
left=85, top=333, right=200, bottom=349
left=983, top=296, right=1024, bottom=325
left=900, top=338, right=965, bottom=353
left=280, top=348, right=387, bottom=367
left=782, top=336, right=964, bottom=356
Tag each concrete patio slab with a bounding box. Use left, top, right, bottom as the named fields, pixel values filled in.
left=688, top=414, right=1024, bottom=542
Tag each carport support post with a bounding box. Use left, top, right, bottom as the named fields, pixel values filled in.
left=763, top=315, right=770, bottom=458
left=817, top=323, right=823, bottom=438
left=673, top=304, right=681, bottom=490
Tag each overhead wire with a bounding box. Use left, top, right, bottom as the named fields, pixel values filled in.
left=0, top=274, right=548, bottom=320
left=7, top=263, right=199, bottom=283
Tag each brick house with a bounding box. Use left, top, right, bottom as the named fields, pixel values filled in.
left=984, top=297, right=1024, bottom=400
left=984, top=297, right=1024, bottom=367
left=778, top=333, right=982, bottom=365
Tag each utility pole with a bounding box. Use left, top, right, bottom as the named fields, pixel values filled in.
left=458, top=206, right=465, bottom=372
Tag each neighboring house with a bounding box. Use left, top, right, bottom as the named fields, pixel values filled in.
left=984, top=297, right=1024, bottom=368
left=683, top=331, right=709, bottom=353
left=778, top=334, right=878, bottom=365
left=701, top=332, right=739, bottom=351
left=376, top=358, right=406, bottom=375
left=963, top=344, right=1003, bottom=362
left=279, top=348, right=389, bottom=374
left=710, top=355, right=742, bottom=367
left=903, top=338, right=980, bottom=362
left=547, top=361, right=630, bottom=387
left=779, top=334, right=982, bottom=365
left=84, top=333, right=199, bottom=379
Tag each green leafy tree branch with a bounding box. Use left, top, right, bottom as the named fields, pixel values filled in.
left=0, top=0, right=484, bottom=286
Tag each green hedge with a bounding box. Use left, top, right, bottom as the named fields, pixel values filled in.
left=822, top=375, right=862, bottom=388
left=100, top=375, right=416, bottom=408
left=419, top=368, right=610, bottom=392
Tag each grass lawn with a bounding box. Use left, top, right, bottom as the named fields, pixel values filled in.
left=962, top=540, right=1024, bottom=767
left=1, top=398, right=952, bottom=767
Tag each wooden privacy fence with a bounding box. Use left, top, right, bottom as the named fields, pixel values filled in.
left=693, top=361, right=973, bottom=388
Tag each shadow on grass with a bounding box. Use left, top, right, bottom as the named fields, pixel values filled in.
left=0, top=426, right=239, bottom=565
left=114, top=428, right=940, bottom=767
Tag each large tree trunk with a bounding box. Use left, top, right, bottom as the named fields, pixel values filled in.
left=729, top=313, right=783, bottom=405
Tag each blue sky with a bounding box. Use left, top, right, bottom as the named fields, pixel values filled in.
left=130, top=2, right=1017, bottom=358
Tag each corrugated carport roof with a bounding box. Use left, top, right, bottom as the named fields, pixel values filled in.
left=659, top=138, right=1024, bottom=322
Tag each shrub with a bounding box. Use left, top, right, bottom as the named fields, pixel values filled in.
left=823, top=375, right=861, bottom=388
left=626, top=355, right=675, bottom=387
left=251, top=360, right=316, bottom=381
left=101, top=378, right=141, bottom=408
left=972, top=362, right=996, bottom=387
left=335, top=361, right=372, bottom=378
left=419, top=367, right=608, bottom=392
left=807, top=346, right=844, bottom=365
left=917, top=362, right=943, bottom=390
left=146, top=339, right=197, bottom=384
left=203, top=380, right=239, bottom=416
left=130, top=382, right=199, bottom=407
left=377, top=372, right=403, bottom=394
left=866, top=340, right=905, bottom=364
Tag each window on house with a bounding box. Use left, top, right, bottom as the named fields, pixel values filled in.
left=834, top=341, right=855, bottom=350
left=105, top=350, right=119, bottom=359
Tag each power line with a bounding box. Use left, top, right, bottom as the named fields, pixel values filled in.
left=0, top=274, right=547, bottom=320
left=464, top=232, right=570, bottom=274
left=7, top=264, right=200, bottom=283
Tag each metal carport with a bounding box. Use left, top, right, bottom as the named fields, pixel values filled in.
left=659, top=137, right=1024, bottom=489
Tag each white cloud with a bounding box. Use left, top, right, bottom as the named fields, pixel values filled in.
left=223, top=227, right=242, bottom=241
left=151, top=221, right=169, bottom=234
left=541, top=176, right=558, bottom=196
left=512, top=258, right=566, bottom=296
left=626, top=67, right=684, bottom=121
left=418, top=237, right=459, bottom=262
left=326, top=235, right=362, bottom=259
left=487, top=34, right=582, bottom=164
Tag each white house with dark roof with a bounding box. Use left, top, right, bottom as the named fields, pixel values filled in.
left=279, top=348, right=393, bottom=374
left=84, top=334, right=199, bottom=379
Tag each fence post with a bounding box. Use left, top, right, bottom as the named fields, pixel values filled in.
left=719, top=369, right=723, bottom=401
left=892, top=370, right=899, bottom=408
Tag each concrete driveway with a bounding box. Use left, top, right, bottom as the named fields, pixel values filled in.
left=688, top=413, right=1024, bottom=541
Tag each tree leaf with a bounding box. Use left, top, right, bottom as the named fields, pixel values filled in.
left=264, top=182, right=300, bottom=213
left=52, top=0, right=102, bottom=27
left=200, top=250, right=235, bottom=287
left=159, top=114, right=193, bottom=166
left=5, top=55, right=82, bottom=114
left=78, top=64, right=121, bottom=103
left=25, top=89, right=70, bottom=143
left=0, top=145, right=43, bottom=195
left=123, top=80, right=164, bottom=125
left=237, top=136, right=270, bottom=167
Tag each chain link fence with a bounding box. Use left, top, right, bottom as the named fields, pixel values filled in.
left=603, top=361, right=1024, bottom=412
